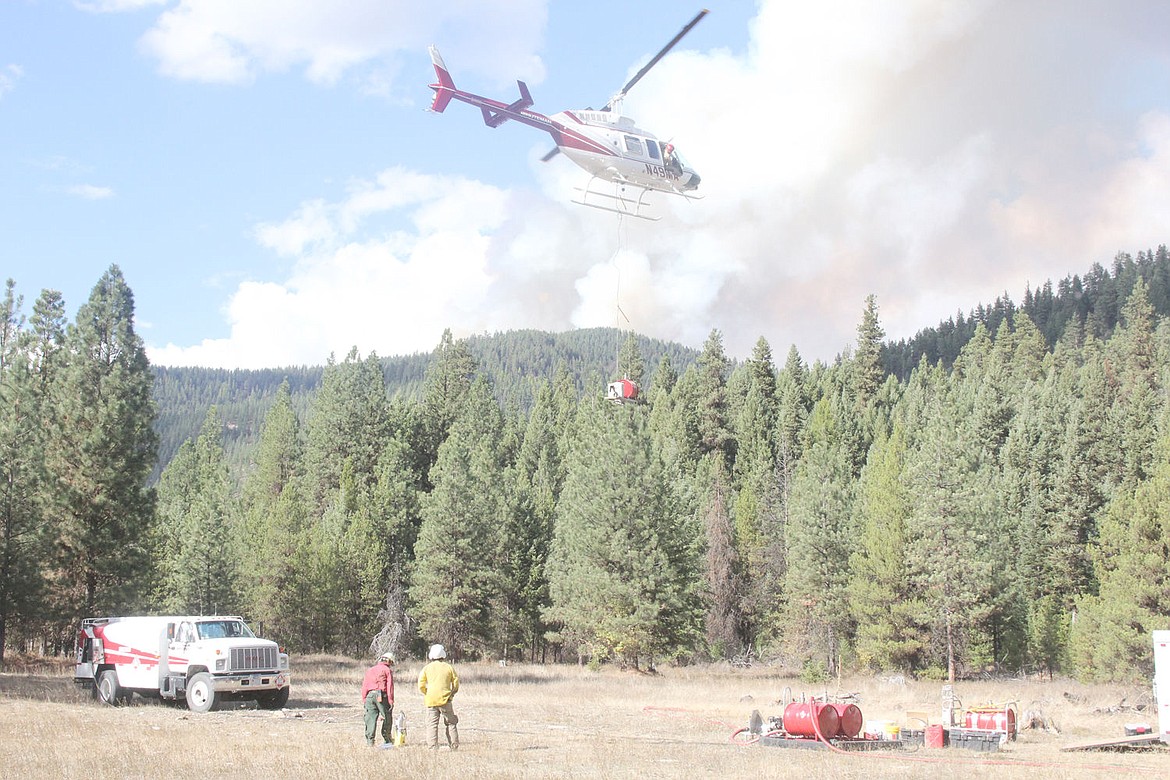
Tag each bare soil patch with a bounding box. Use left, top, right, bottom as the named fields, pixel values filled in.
left=1, top=658, right=1165, bottom=779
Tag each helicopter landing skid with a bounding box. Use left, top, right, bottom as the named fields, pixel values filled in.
left=572, top=181, right=660, bottom=221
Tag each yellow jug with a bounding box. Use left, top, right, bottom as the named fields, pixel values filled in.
left=393, top=711, right=407, bottom=746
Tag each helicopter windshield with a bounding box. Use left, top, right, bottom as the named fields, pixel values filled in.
left=662, top=144, right=687, bottom=176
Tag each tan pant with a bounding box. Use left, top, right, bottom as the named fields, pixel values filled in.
left=425, top=701, right=459, bottom=748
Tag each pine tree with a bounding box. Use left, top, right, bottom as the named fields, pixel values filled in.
left=998, top=358, right=1076, bottom=671
left=854, top=295, right=885, bottom=408
left=1047, top=335, right=1114, bottom=603
left=43, top=266, right=158, bottom=629
left=775, top=346, right=809, bottom=494
left=1070, top=380, right=1170, bottom=682
left=320, top=462, right=386, bottom=654
left=729, top=337, right=778, bottom=651
left=1070, top=452, right=1170, bottom=681
left=290, top=349, right=394, bottom=649
left=0, top=281, right=49, bottom=666
left=365, top=412, right=425, bottom=659
left=411, top=378, right=507, bottom=658
left=237, top=380, right=308, bottom=647
left=652, top=354, right=678, bottom=394
left=546, top=398, right=700, bottom=668
left=782, top=398, right=855, bottom=674
left=733, top=337, right=778, bottom=487
left=753, top=345, right=809, bottom=639
left=695, top=329, right=734, bottom=464
left=904, top=376, right=998, bottom=680
left=1038, top=332, right=1099, bottom=608
left=154, top=406, right=240, bottom=614
left=303, top=348, right=390, bottom=512
left=969, top=320, right=1015, bottom=466
left=421, top=329, right=477, bottom=478
left=617, top=333, right=645, bottom=385
left=1109, top=279, right=1158, bottom=488
left=650, top=362, right=701, bottom=481
left=849, top=423, right=924, bottom=671
left=496, top=379, right=568, bottom=661
left=699, top=454, right=743, bottom=658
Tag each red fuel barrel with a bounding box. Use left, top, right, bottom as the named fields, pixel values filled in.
left=783, top=702, right=840, bottom=739
left=963, top=708, right=1016, bottom=736
left=831, top=703, right=863, bottom=738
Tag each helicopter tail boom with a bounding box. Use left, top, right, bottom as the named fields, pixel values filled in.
left=483, top=81, right=533, bottom=128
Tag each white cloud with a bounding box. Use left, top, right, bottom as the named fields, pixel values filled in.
left=0, top=64, right=23, bottom=99
left=66, top=184, right=115, bottom=200
left=151, top=0, right=1170, bottom=369
left=75, top=0, right=167, bottom=12
left=150, top=168, right=516, bottom=368
left=138, top=0, right=546, bottom=87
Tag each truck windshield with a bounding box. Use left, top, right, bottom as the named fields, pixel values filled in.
left=195, top=620, right=255, bottom=639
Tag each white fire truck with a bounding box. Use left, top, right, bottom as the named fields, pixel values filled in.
left=74, top=615, right=290, bottom=713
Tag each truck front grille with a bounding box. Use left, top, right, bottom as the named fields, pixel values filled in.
left=231, top=646, right=277, bottom=672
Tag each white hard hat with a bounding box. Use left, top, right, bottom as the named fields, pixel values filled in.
left=379, top=652, right=395, bottom=664
left=428, top=644, right=446, bottom=660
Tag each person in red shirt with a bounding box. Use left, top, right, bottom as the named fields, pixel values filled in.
left=361, top=652, right=395, bottom=746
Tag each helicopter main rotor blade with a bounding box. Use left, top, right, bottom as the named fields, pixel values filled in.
left=602, top=8, right=708, bottom=111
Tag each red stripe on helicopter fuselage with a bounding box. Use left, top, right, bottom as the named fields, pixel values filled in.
left=555, top=127, right=616, bottom=157
left=557, top=112, right=618, bottom=156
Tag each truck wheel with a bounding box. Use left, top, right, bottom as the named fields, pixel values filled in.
left=96, top=670, right=125, bottom=706
left=257, top=686, right=290, bottom=710
left=185, top=672, right=218, bottom=713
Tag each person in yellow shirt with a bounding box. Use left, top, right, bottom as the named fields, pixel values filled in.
left=417, top=643, right=460, bottom=749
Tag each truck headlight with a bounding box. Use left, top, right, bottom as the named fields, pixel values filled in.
left=215, top=658, right=227, bottom=672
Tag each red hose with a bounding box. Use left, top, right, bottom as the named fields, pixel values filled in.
left=728, top=727, right=757, bottom=745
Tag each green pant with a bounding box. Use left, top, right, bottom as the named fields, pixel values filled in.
left=364, top=690, right=392, bottom=744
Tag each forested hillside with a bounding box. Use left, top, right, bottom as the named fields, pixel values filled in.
left=3, top=249, right=1170, bottom=685
left=151, top=328, right=698, bottom=480
left=883, top=246, right=1170, bottom=377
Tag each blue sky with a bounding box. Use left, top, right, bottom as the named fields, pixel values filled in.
left=4, top=1, right=1170, bottom=369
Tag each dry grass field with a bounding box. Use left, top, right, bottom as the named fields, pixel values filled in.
left=1, top=655, right=1166, bottom=779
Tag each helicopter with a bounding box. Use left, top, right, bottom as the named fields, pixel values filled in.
left=427, top=9, right=706, bottom=219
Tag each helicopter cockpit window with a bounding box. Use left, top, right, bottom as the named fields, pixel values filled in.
left=623, top=135, right=644, bottom=156
left=646, top=140, right=660, bottom=160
